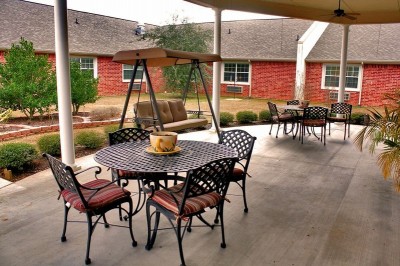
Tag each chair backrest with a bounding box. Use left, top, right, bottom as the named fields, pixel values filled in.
left=43, top=153, right=88, bottom=209
left=179, top=157, right=237, bottom=215
left=303, top=106, right=328, bottom=120
left=218, top=129, right=257, bottom=167
left=267, top=102, right=279, bottom=117
left=330, top=102, right=352, bottom=116
left=287, top=100, right=300, bottom=105
left=109, top=127, right=151, bottom=145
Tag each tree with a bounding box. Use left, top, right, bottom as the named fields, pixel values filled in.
left=70, top=61, right=99, bottom=115
left=145, top=15, right=213, bottom=93
left=0, top=38, right=56, bottom=120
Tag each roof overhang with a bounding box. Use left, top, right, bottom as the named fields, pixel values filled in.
left=185, top=0, right=400, bottom=25
left=112, top=47, right=222, bottom=67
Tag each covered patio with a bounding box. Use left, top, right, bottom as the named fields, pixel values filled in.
left=1, top=124, right=398, bottom=265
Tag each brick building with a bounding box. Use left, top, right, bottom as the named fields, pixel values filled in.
left=1, top=0, right=400, bottom=106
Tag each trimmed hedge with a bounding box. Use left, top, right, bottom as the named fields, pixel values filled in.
left=236, top=111, right=258, bottom=124
left=350, top=112, right=366, bottom=125
left=220, top=112, right=234, bottom=126
left=38, top=134, right=61, bottom=156
left=0, top=143, right=38, bottom=171
left=259, top=110, right=271, bottom=122
left=75, top=131, right=105, bottom=149
left=104, top=124, right=121, bottom=135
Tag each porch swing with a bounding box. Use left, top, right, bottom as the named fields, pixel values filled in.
left=112, top=47, right=222, bottom=138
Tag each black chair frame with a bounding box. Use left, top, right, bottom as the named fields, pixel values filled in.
left=43, top=153, right=136, bottom=265
left=144, top=157, right=237, bottom=266
left=218, top=129, right=257, bottom=213
left=327, top=102, right=352, bottom=140
left=268, top=101, right=295, bottom=138
left=300, top=106, right=328, bottom=145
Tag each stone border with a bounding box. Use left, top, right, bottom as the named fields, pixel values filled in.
left=0, top=120, right=121, bottom=142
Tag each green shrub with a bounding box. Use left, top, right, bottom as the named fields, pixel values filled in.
left=188, top=114, right=207, bottom=120
left=38, top=134, right=61, bottom=156
left=0, top=143, right=38, bottom=171
left=220, top=112, right=234, bottom=126
left=236, top=111, right=258, bottom=124
left=75, top=131, right=105, bottom=149
left=90, top=107, right=120, bottom=121
left=350, top=112, right=366, bottom=125
left=259, top=110, right=271, bottom=122
left=104, top=124, right=121, bottom=135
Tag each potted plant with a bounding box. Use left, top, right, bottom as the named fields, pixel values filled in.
left=354, top=90, right=400, bottom=191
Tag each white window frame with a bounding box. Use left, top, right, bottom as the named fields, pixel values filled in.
left=221, top=62, right=251, bottom=85
left=321, top=63, right=363, bottom=92
left=122, top=65, right=145, bottom=83
left=70, top=57, right=97, bottom=78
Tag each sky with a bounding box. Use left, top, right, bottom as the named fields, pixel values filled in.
left=26, top=0, right=279, bottom=25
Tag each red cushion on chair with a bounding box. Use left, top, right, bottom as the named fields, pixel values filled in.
left=118, top=169, right=139, bottom=178
left=303, top=119, right=325, bottom=127
left=278, top=113, right=294, bottom=121
left=327, top=116, right=347, bottom=122
left=61, top=179, right=130, bottom=212
left=150, top=183, right=222, bottom=218
left=230, top=167, right=244, bottom=182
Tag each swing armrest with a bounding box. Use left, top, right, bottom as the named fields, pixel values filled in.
left=134, top=117, right=157, bottom=129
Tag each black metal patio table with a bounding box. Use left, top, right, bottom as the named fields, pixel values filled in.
left=94, top=140, right=238, bottom=217
left=94, top=140, right=237, bottom=173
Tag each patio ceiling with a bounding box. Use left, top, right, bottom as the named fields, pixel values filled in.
left=185, top=0, right=400, bottom=25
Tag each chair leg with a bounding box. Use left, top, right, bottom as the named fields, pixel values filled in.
left=145, top=202, right=160, bottom=250
left=103, top=215, right=109, bottom=228
left=269, top=121, right=274, bottom=135
left=348, top=122, right=351, bottom=138
left=85, top=214, right=94, bottom=265
left=276, top=123, right=280, bottom=138
left=176, top=218, right=187, bottom=266
left=241, top=179, right=248, bottom=213
left=323, top=125, right=326, bottom=145
left=61, top=203, right=69, bottom=242
left=218, top=203, right=227, bottom=249
left=328, top=122, right=331, bottom=135
left=127, top=197, right=137, bottom=247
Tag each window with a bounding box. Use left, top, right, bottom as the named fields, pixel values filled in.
left=70, top=57, right=97, bottom=78
left=223, top=63, right=250, bottom=84
left=123, top=65, right=144, bottom=82
left=322, top=64, right=362, bottom=91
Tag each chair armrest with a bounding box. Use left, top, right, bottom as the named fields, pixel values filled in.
left=75, top=166, right=102, bottom=179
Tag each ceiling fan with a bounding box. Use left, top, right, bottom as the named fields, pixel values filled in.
left=327, top=0, right=360, bottom=21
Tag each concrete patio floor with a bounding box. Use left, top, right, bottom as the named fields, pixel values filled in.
left=1, top=124, right=399, bottom=266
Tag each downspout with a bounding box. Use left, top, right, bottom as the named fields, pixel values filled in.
left=211, top=8, right=222, bottom=131
left=248, top=60, right=252, bottom=97
left=54, top=0, right=77, bottom=169
left=295, top=22, right=329, bottom=100
left=358, top=61, right=364, bottom=106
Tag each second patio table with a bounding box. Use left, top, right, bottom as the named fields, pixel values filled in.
left=94, top=140, right=238, bottom=173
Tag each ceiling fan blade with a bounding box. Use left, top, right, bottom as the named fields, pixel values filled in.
left=343, top=14, right=357, bottom=20
left=346, top=12, right=360, bottom=16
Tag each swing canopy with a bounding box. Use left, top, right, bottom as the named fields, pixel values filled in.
left=112, top=47, right=222, bottom=67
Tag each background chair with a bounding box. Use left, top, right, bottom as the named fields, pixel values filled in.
left=218, top=129, right=257, bottom=213
left=43, top=153, right=136, bottom=265
left=300, top=106, right=329, bottom=145
left=267, top=101, right=295, bottom=138
left=326, top=102, right=352, bottom=140
left=144, top=157, right=237, bottom=266
left=109, top=127, right=152, bottom=218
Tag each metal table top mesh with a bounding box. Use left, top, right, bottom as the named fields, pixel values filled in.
left=94, top=140, right=237, bottom=173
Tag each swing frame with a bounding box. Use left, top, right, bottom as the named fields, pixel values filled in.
left=112, top=47, right=222, bottom=138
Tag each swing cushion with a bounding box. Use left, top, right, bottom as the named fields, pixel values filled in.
left=168, top=100, right=188, bottom=122
left=157, top=101, right=174, bottom=124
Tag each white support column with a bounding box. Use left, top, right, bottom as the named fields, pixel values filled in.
left=338, top=24, right=350, bottom=103
left=211, top=8, right=222, bottom=131
left=54, top=0, right=77, bottom=168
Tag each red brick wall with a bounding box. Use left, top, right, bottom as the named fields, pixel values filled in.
left=0, top=51, right=4, bottom=63
left=250, top=61, right=296, bottom=100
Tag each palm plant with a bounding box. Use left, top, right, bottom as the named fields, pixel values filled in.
left=354, top=91, right=400, bottom=191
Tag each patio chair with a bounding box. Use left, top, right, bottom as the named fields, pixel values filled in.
left=218, top=129, right=257, bottom=213
left=300, top=106, right=329, bottom=145
left=326, top=102, right=352, bottom=140
left=144, top=157, right=237, bottom=266
left=268, top=101, right=295, bottom=138
left=43, top=153, right=136, bottom=265
left=109, top=127, right=163, bottom=218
